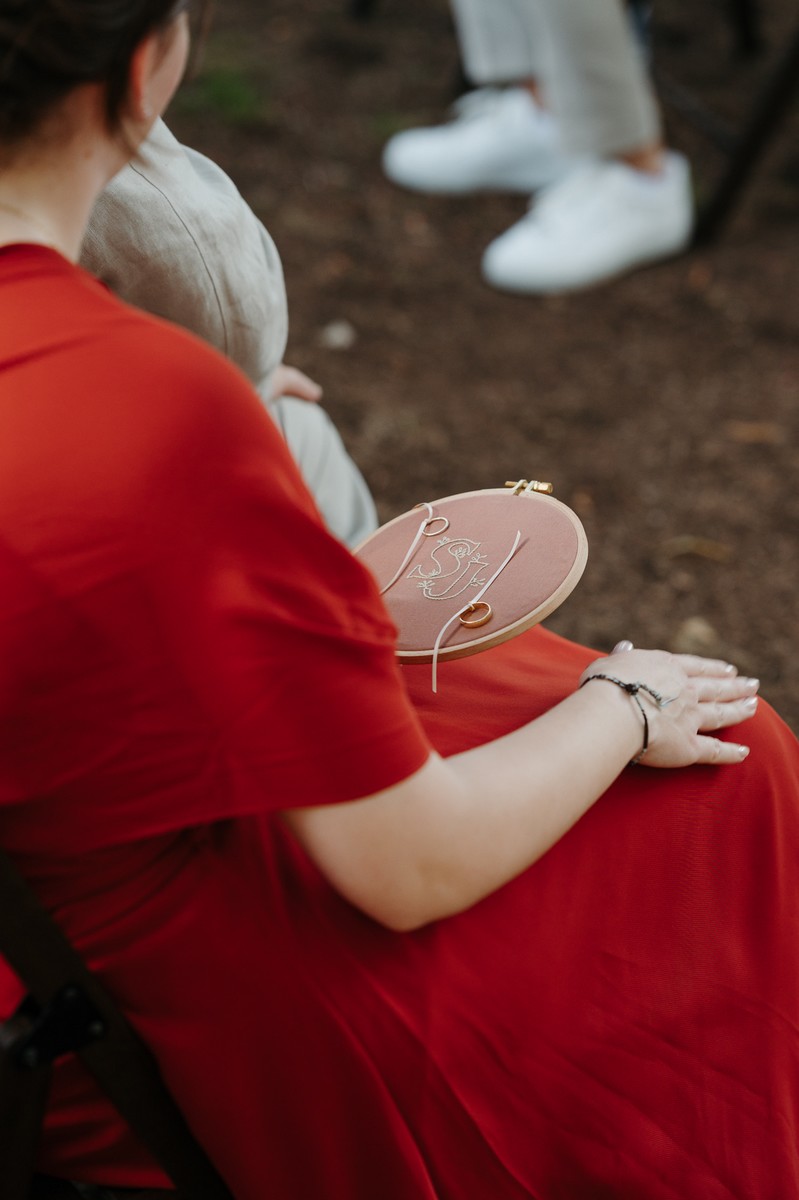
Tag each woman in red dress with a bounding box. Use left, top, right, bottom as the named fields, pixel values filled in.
left=0, top=3, right=797, bottom=1197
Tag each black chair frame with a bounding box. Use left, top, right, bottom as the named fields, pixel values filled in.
left=0, top=848, right=234, bottom=1200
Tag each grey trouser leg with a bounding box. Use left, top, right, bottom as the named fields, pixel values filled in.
left=450, top=0, right=661, bottom=156
left=268, top=398, right=378, bottom=549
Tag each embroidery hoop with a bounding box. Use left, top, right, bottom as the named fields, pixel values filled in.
left=354, top=482, right=588, bottom=672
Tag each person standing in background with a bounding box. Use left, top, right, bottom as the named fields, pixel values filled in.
left=383, top=0, right=692, bottom=293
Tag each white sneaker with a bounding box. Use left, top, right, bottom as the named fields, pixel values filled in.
left=481, top=152, right=694, bottom=294
left=382, top=87, right=577, bottom=195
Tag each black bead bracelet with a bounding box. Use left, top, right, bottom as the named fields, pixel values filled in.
left=578, top=673, right=671, bottom=765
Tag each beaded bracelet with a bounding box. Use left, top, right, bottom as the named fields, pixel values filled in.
left=579, top=673, right=674, bottom=765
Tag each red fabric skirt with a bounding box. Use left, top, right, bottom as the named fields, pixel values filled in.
left=16, top=626, right=799, bottom=1199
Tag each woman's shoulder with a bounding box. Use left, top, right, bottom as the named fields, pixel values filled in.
left=98, top=279, right=256, bottom=394
left=68, top=253, right=267, bottom=423
left=0, top=243, right=244, bottom=393
left=0, top=242, right=250, bottom=386
left=0, top=246, right=291, bottom=512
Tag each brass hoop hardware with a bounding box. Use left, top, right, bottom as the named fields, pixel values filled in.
left=459, top=601, right=493, bottom=628
left=505, top=479, right=554, bottom=496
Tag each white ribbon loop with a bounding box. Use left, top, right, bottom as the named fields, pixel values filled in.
left=376, top=502, right=523, bottom=693
left=431, top=529, right=522, bottom=693
left=378, top=504, right=450, bottom=596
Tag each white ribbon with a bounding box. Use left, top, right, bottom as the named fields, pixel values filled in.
left=376, top=503, right=523, bottom=693
left=379, top=503, right=438, bottom=596
left=431, top=529, right=522, bottom=693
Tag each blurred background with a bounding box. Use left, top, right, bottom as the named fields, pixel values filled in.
left=168, top=0, right=798, bottom=728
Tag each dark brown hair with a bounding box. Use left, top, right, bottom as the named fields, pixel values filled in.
left=0, top=0, right=205, bottom=144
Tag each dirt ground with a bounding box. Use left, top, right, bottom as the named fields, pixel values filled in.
left=168, top=0, right=799, bottom=731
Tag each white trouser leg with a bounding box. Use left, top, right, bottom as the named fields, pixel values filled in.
left=450, top=0, right=547, bottom=83
left=450, top=0, right=660, bottom=155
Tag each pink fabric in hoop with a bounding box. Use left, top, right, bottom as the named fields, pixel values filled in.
left=355, top=487, right=589, bottom=677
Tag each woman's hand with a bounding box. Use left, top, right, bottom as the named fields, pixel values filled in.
left=579, top=648, right=759, bottom=768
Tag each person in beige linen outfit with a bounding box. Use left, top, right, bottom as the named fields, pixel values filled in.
left=82, top=120, right=377, bottom=548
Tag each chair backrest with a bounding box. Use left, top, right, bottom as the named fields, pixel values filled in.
left=0, top=847, right=234, bottom=1200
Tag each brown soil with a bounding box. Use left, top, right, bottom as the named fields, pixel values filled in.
left=169, top=0, right=799, bottom=731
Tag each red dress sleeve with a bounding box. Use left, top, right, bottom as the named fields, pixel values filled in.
left=0, top=248, right=429, bottom=854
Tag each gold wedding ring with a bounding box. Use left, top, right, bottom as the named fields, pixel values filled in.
left=459, top=601, right=493, bottom=628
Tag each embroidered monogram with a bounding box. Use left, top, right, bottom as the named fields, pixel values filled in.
left=407, top=536, right=490, bottom=600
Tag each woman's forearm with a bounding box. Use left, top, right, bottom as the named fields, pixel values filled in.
left=285, top=681, right=643, bottom=931
left=443, top=679, right=645, bottom=895
left=284, top=650, right=757, bottom=932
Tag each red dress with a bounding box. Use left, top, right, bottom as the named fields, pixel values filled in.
left=1, top=245, right=798, bottom=1199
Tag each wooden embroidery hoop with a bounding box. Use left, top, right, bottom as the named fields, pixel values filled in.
left=355, top=480, right=589, bottom=664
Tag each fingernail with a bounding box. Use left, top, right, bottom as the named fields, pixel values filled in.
left=738, top=745, right=750, bottom=760
left=743, top=697, right=758, bottom=713
left=724, top=663, right=737, bottom=676
left=745, top=678, right=760, bottom=693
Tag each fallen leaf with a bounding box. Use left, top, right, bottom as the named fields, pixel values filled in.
left=658, top=535, right=732, bottom=562
left=570, top=488, right=595, bottom=516
left=686, top=261, right=713, bottom=292
left=724, top=420, right=785, bottom=445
